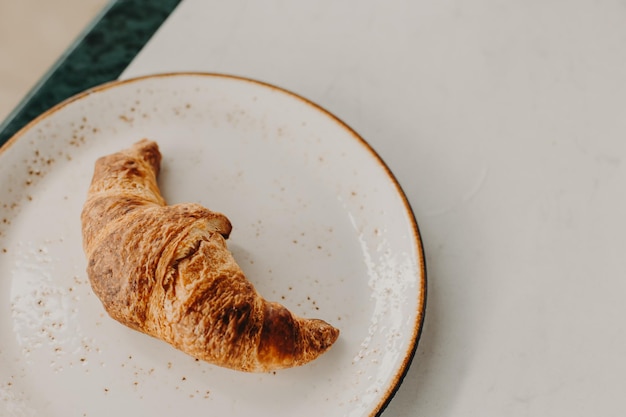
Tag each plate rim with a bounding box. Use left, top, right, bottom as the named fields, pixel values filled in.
left=0, top=72, right=427, bottom=417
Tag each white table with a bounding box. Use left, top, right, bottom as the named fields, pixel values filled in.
left=120, top=1, right=626, bottom=415
left=8, top=0, right=626, bottom=415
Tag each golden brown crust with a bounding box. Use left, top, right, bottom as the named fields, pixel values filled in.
left=81, top=139, right=339, bottom=372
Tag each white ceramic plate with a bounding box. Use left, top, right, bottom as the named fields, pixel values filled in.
left=0, top=73, right=426, bottom=417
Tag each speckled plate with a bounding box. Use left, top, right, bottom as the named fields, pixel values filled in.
left=0, top=73, right=426, bottom=417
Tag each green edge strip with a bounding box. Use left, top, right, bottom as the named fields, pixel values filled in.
left=0, top=0, right=182, bottom=146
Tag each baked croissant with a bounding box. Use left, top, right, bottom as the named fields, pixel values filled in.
left=80, top=139, right=339, bottom=372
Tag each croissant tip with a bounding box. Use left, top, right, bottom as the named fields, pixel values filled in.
left=306, top=318, right=340, bottom=353
left=129, top=139, right=161, bottom=172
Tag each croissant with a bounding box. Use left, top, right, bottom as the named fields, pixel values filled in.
left=80, top=139, right=339, bottom=372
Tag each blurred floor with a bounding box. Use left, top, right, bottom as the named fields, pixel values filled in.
left=0, top=0, right=109, bottom=123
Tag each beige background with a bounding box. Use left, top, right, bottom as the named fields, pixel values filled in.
left=0, top=0, right=108, bottom=124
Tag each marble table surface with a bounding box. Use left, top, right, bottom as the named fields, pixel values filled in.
left=3, top=0, right=626, bottom=415
left=123, top=1, right=626, bottom=415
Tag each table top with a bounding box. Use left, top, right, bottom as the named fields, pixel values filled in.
left=2, top=0, right=626, bottom=415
